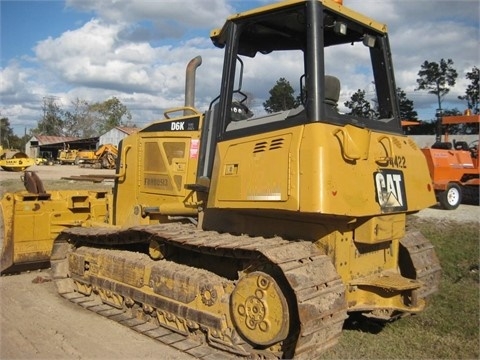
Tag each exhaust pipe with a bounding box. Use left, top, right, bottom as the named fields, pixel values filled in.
left=184, top=56, right=202, bottom=115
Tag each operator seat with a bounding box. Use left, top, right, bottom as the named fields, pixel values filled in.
left=431, top=141, right=452, bottom=150
left=325, top=75, right=340, bottom=107
left=324, top=76, right=341, bottom=121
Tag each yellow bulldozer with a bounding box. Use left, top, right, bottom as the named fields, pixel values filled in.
left=57, top=146, right=79, bottom=165
left=1, top=0, right=441, bottom=358
left=77, top=144, right=118, bottom=169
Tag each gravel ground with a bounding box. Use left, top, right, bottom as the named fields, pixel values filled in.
left=412, top=203, right=479, bottom=223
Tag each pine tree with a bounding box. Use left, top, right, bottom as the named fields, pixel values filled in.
left=263, top=78, right=298, bottom=113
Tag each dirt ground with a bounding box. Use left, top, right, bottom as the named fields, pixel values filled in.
left=0, top=272, right=194, bottom=360
left=0, top=165, right=478, bottom=359
left=1, top=165, right=194, bottom=360
left=0, top=164, right=116, bottom=182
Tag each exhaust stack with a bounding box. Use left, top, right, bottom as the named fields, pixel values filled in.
left=184, top=56, right=203, bottom=115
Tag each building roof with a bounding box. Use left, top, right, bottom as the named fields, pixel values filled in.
left=31, top=135, right=80, bottom=145
left=29, top=135, right=99, bottom=151
left=115, top=126, right=139, bottom=135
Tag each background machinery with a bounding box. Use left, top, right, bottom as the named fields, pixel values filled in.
left=35, top=151, right=55, bottom=166
left=421, top=114, right=479, bottom=209
left=0, top=146, right=35, bottom=172
left=57, top=146, right=79, bottom=165
left=77, top=144, right=118, bottom=169
left=1, top=1, right=441, bottom=358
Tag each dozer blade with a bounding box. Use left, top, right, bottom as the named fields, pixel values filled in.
left=1, top=190, right=110, bottom=274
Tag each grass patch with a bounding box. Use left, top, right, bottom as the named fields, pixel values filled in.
left=322, top=218, right=479, bottom=359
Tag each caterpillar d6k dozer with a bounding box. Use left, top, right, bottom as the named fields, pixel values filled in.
left=1, top=0, right=441, bottom=358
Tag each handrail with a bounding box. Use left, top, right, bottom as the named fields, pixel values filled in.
left=333, top=125, right=371, bottom=161
left=377, top=135, right=395, bottom=160
left=115, top=145, right=131, bottom=180
left=164, top=106, right=201, bottom=119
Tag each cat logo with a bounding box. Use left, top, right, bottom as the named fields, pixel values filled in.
left=374, top=170, right=407, bottom=212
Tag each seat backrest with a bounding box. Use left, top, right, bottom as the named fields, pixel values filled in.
left=325, top=75, right=340, bottom=106
left=431, top=141, right=452, bottom=150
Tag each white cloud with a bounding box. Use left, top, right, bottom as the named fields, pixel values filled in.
left=0, top=61, right=50, bottom=128
left=66, top=0, right=232, bottom=31
left=30, top=17, right=221, bottom=105
left=353, top=0, right=479, bottom=118
left=1, top=0, right=479, bottom=135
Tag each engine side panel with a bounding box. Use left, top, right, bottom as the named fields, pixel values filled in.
left=113, top=115, right=203, bottom=227
left=208, top=122, right=435, bottom=217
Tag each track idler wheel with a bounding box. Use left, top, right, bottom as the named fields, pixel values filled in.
left=230, top=271, right=289, bottom=347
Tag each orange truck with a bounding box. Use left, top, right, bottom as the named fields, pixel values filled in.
left=421, top=114, right=479, bottom=209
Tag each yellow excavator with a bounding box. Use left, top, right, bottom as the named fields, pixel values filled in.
left=1, top=0, right=441, bottom=358
left=77, top=144, right=118, bottom=169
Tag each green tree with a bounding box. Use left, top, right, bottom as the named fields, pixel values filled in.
left=1, top=117, right=15, bottom=148
left=0, top=118, right=26, bottom=150
left=32, top=96, right=64, bottom=136
left=344, top=89, right=376, bottom=118
left=11, top=134, right=30, bottom=151
left=64, top=98, right=97, bottom=138
left=416, top=58, right=458, bottom=140
left=263, top=78, right=298, bottom=113
left=397, top=88, right=418, bottom=120
left=458, top=66, right=479, bottom=114
left=89, top=97, right=132, bottom=134
left=416, top=58, right=458, bottom=112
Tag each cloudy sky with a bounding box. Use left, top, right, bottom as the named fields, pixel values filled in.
left=1, top=0, right=479, bottom=136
